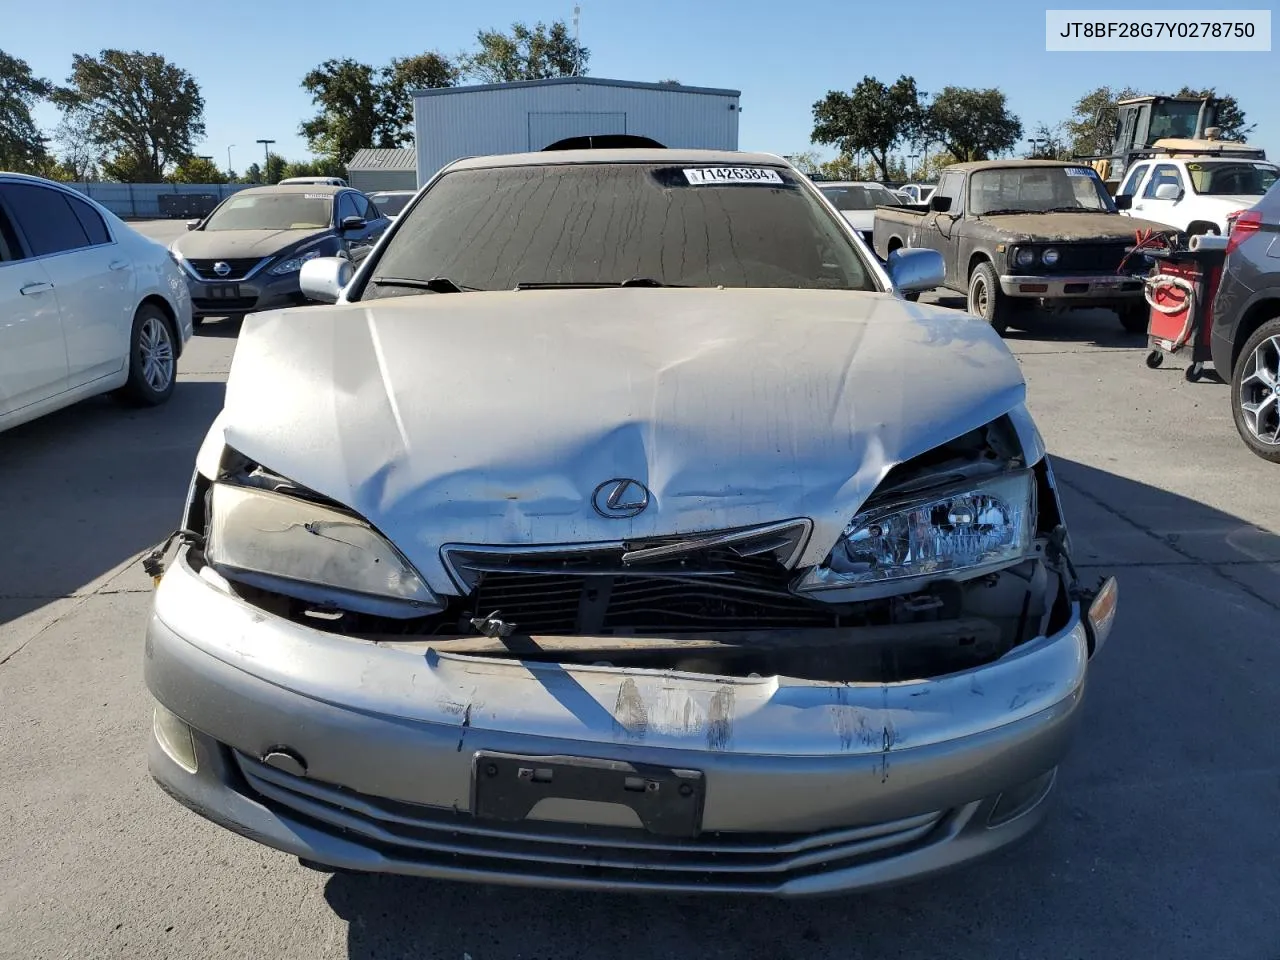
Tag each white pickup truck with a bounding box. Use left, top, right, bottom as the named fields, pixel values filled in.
left=1117, top=155, right=1278, bottom=235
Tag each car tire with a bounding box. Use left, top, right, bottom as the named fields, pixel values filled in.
left=1230, top=317, right=1280, bottom=463
left=968, top=262, right=1012, bottom=335
left=1119, top=304, right=1149, bottom=335
left=118, top=304, right=178, bottom=407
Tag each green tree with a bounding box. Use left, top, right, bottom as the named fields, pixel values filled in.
left=281, top=157, right=347, bottom=180
left=55, top=50, right=205, bottom=182
left=300, top=58, right=385, bottom=166
left=1064, top=85, right=1139, bottom=157
left=238, top=162, right=262, bottom=184
left=785, top=150, right=822, bottom=174
left=1172, top=86, right=1253, bottom=141
left=264, top=152, right=286, bottom=184
left=921, top=86, right=1021, bottom=162
left=0, top=50, right=53, bottom=173
left=51, top=108, right=100, bottom=180
left=1026, top=122, right=1072, bottom=160
left=917, top=150, right=962, bottom=181
left=168, top=155, right=228, bottom=184
left=379, top=53, right=456, bottom=144
left=811, top=75, right=923, bottom=181
left=463, top=20, right=589, bottom=83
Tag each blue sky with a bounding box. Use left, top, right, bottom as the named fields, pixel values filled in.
left=10, top=0, right=1277, bottom=172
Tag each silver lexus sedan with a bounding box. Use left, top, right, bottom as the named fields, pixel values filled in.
left=143, top=149, right=1117, bottom=897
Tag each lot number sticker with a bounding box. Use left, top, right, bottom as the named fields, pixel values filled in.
left=683, top=167, right=783, bottom=185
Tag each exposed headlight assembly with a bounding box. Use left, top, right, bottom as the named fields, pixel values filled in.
left=1041, top=247, right=1061, bottom=266
left=268, top=249, right=322, bottom=276
left=204, top=482, right=441, bottom=618
left=799, top=470, right=1035, bottom=598
left=1014, top=247, right=1036, bottom=267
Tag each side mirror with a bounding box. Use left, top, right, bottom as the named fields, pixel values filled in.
left=1154, top=183, right=1182, bottom=201
left=928, top=194, right=953, bottom=213
left=340, top=215, right=367, bottom=232
left=186, top=220, right=201, bottom=231
left=299, top=256, right=355, bottom=304
left=887, top=247, right=944, bottom=295
left=1114, top=194, right=1133, bottom=210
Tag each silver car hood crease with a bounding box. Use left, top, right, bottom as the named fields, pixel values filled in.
left=219, top=288, right=1026, bottom=595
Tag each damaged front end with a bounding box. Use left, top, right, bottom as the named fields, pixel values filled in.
left=147, top=413, right=1115, bottom=686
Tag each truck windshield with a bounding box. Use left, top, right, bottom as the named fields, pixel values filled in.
left=361, top=163, right=875, bottom=296
left=969, top=167, right=1114, bottom=215
left=1185, top=162, right=1279, bottom=196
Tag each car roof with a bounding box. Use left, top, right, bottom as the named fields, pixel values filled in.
left=445, top=148, right=789, bottom=172
left=230, top=184, right=346, bottom=197
left=944, top=159, right=1095, bottom=174
left=368, top=189, right=416, bottom=195
left=815, top=181, right=892, bottom=188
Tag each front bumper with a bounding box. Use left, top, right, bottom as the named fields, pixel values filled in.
left=145, top=555, right=1099, bottom=896
left=186, top=272, right=310, bottom=317
left=1000, top=273, right=1145, bottom=301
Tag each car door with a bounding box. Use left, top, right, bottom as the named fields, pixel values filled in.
left=0, top=192, right=67, bottom=419
left=338, top=192, right=380, bottom=262
left=1133, top=163, right=1185, bottom=227
left=1115, top=162, right=1152, bottom=217
left=919, top=171, right=965, bottom=288
left=2, top=182, right=135, bottom=388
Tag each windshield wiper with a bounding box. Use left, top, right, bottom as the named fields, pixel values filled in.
left=369, top=276, right=478, bottom=293
left=514, top=277, right=682, bottom=290
left=977, top=208, right=1034, bottom=216
left=1045, top=206, right=1097, bottom=213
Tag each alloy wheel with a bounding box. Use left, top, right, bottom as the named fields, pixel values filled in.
left=1239, top=334, right=1280, bottom=445
left=139, top=317, right=175, bottom=393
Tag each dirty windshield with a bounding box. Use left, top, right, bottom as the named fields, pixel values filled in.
left=1186, top=162, right=1279, bottom=196
left=203, top=193, right=332, bottom=231
left=362, top=163, right=874, bottom=295
left=969, top=167, right=1114, bottom=215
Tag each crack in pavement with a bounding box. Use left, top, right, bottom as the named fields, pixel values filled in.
left=1059, top=474, right=1280, bottom=614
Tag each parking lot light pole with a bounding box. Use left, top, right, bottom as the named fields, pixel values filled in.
left=256, top=139, right=275, bottom=183
left=227, top=144, right=235, bottom=177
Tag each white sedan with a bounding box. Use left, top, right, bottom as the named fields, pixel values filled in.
left=0, top=173, right=193, bottom=434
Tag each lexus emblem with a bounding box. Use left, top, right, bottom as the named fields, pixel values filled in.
left=591, top=478, right=651, bottom=519
left=213, top=261, right=232, bottom=277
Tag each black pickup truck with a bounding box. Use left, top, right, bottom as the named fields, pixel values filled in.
left=872, top=159, right=1175, bottom=334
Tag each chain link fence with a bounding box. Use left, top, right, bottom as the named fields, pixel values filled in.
left=60, top=182, right=254, bottom=220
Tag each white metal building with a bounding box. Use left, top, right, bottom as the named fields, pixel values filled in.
left=346, top=148, right=418, bottom=193
left=412, top=77, right=741, bottom=186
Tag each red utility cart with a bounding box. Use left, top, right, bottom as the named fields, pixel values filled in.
left=1142, top=240, right=1227, bottom=382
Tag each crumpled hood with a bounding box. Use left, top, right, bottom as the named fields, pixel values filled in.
left=172, top=228, right=327, bottom=259
left=980, top=211, right=1173, bottom=241
left=218, top=288, right=1027, bottom=594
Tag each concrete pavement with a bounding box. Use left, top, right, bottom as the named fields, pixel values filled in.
left=1, top=220, right=1277, bottom=959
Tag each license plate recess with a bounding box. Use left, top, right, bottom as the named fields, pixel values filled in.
left=471, top=752, right=705, bottom=838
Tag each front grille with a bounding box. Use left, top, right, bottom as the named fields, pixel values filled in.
left=1048, top=242, right=1133, bottom=273
left=469, top=567, right=836, bottom=634
left=235, top=753, right=946, bottom=891
left=440, top=522, right=832, bottom=635
left=193, top=296, right=258, bottom=312
left=186, top=257, right=264, bottom=281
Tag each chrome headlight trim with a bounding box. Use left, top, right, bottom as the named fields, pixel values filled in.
left=797, top=469, right=1037, bottom=601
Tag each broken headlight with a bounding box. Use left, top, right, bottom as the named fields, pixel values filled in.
left=799, top=470, right=1035, bottom=595
left=204, top=482, right=441, bottom=619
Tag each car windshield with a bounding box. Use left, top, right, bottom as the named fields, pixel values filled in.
left=969, top=167, right=1113, bottom=215
left=371, top=193, right=414, bottom=216
left=820, top=184, right=902, bottom=210
left=362, top=162, right=875, bottom=295
left=203, top=193, right=332, bottom=231
left=1185, top=162, right=1279, bottom=196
